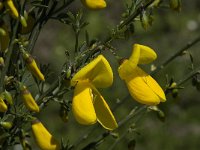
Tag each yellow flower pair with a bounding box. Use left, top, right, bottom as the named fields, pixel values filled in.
left=118, top=44, right=166, bottom=105
left=71, top=46, right=166, bottom=130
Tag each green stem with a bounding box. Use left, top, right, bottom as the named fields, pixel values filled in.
left=75, top=31, right=79, bottom=53
left=108, top=130, right=127, bottom=150
left=151, top=36, right=200, bottom=75
left=0, top=20, right=19, bottom=92
left=81, top=106, right=147, bottom=150
left=37, top=79, right=59, bottom=105
left=177, top=67, right=200, bottom=86
left=104, top=0, right=155, bottom=43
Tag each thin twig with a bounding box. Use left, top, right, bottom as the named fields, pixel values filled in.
left=177, top=67, right=200, bottom=86
left=151, top=36, right=200, bottom=75
left=104, top=0, right=155, bottom=43
left=81, top=106, right=147, bottom=150
left=72, top=96, right=129, bottom=149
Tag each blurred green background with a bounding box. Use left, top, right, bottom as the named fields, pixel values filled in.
left=29, top=0, right=200, bottom=149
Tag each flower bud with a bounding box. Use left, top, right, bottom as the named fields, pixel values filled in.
left=5, top=0, right=19, bottom=18
left=0, top=121, right=13, bottom=129
left=157, top=109, right=165, bottom=122
left=3, top=90, right=13, bottom=105
left=20, top=85, right=40, bottom=112
left=0, top=96, right=7, bottom=112
left=23, top=53, right=45, bottom=81
left=0, top=28, right=6, bottom=36
left=66, top=66, right=72, bottom=79
left=23, top=10, right=28, bottom=20
left=169, top=0, right=181, bottom=11
left=20, top=13, right=36, bottom=34
left=20, top=15, right=28, bottom=27
left=172, top=88, right=178, bottom=98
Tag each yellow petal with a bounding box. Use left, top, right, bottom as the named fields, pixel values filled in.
left=71, top=55, right=113, bottom=88
left=118, top=44, right=157, bottom=79
left=32, top=119, right=60, bottom=150
left=125, top=67, right=166, bottom=105
left=130, top=44, right=157, bottom=65
left=118, top=59, right=137, bottom=79
left=92, top=86, right=118, bottom=130
left=81, top=0, right=106, bottom=9
left=72, top=81, right=97, bottom=125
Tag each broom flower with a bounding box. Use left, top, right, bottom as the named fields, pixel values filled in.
left=118, top=44, right=166, bottom=105
left=31, top=119, right=60, bottom=150
left=71, top=55, right=118, bottom=130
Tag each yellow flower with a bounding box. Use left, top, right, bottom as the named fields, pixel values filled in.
left=71, top=55, right=118, bottom=130
left=20, top=85, right=40, bottom=112
left=81, top=0, right=106, bottom=9
left=118, top=44, right=166, bottom=105
left=32, top=119, right=60, bottom=150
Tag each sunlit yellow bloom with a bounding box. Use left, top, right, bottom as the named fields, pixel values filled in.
left=118, top=44, right=166, bottom=105
left=32, top=119, right=60, bottom=150
left=71, top=55, right=118, bottom=130
left=81, top=0, right=106, bottom=9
